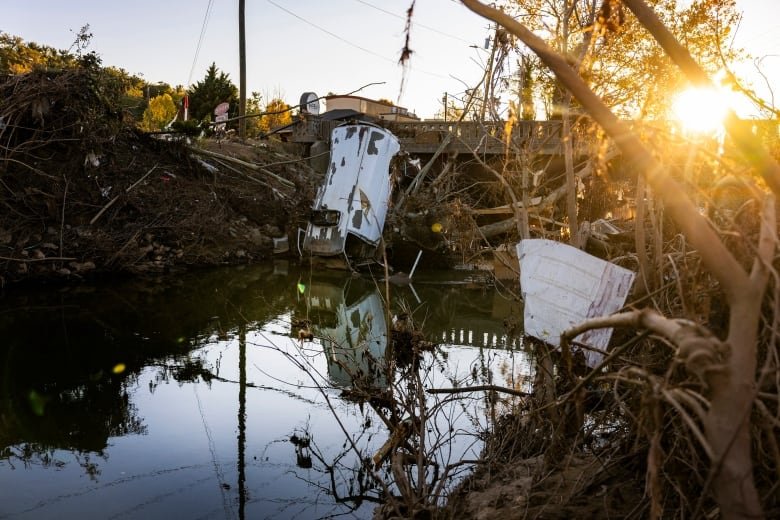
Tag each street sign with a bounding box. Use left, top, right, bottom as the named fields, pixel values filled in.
left=214, top=102, right=230, bottom=117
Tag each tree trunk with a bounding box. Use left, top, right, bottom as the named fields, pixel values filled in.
left=459, top=1, right=773, bottom=516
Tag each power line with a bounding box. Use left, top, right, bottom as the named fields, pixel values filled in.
left=188, top=0, right=216, bottom=86
left=352, top=0, right=472, bottom=44
left=266, top=0, right=390, bottom=62
left=265, top=0, right=449, bottom=79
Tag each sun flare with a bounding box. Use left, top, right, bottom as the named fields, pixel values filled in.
left=671, top=86, right=734, bottom=134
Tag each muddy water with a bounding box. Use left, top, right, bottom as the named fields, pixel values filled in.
left=0, top=263, right=529, bottom=519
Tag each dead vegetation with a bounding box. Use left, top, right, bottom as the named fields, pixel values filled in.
left=427, top=1, right=780, bottom=519
left=0, top=65, right=317, bottom=285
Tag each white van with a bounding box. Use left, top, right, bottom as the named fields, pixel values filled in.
left=302, top=123, right=400, bottom=264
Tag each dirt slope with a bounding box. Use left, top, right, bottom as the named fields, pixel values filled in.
left=0, top=68, right=318, bottom=285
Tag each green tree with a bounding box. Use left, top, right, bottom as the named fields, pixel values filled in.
left=101, top=66, right=147, bottom=119
left=140, top=93, right=177, bottom=131
left=187, top=62, right=238, bottom=123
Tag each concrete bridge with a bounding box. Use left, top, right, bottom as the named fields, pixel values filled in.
left=291, top=117, right=592, bottom=157
left=291, top=116, right=780, bottom=159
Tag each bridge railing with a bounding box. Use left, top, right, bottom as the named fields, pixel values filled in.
left=292, top=117, right=594, bottom=155
left=291, top=116, right=780, bottom=157
left=390, top=120, right=590, bottom=155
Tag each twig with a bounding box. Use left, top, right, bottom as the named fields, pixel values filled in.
left=211, top=158, right=272, bottom=189
left=188, top=147, right=294, bottom=188
left=59, top=174, right=68, bottom=258
left=427, top=384, right=529, bottom=397
left=0, top=256, right=76, bottom=262
left=660, top=388, right=714, bottom=459
left=261, top=150, right=329, bottom=168
left=90, top=164, right=158, bottom=225
left=126, top=163, right=159, bottom=192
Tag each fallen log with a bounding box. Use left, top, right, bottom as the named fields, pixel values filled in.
left=470, top=196, right=543, bottom=215
left=188, top=146, right=295, bottom=189
left=478, top=213, right=565, bottom=239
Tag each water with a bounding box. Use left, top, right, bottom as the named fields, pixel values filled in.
left=0, top=262, right=530, bottom=519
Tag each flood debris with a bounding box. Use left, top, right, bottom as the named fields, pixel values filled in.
left=302, top=123, right=400, bottom=266
left=0, top=65, right=317, bottom=285
left=517, top=238, right=635, bottom=367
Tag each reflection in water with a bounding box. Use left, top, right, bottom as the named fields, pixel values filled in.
left=303, top=277, right=388, bottom=390
left=0, top=264, right=529, bottom=519
left=237, top=325, right=247, bottom=520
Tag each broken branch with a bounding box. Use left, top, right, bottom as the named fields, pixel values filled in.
left=188, top=146, right=295, bottom=189
left=90, top=164, right=159, bottom=225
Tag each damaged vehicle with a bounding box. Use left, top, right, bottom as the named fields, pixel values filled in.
left=302, top=123, right=400, bottom=267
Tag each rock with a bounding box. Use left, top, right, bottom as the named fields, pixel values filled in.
left=69, top=261, right=96, bottom=273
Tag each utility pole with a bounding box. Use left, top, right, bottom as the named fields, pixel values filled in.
left=480, top=24, right=498, bottom=122
left=238, top=0, right=247, bottom=139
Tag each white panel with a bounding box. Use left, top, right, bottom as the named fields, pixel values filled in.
left=517, top=239, right=635, bottom=367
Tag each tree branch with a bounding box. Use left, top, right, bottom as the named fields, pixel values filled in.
left=621, top=0, right=780, bottom=199
left=459, top=0, right=748, bottom=302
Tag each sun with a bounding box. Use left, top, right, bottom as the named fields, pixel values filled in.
left=671, top=86, right=735, bottom=134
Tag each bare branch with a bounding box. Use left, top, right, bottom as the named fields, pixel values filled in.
left=621, top=0, right=780, bottom=199
left=459, top=0, right=748, bottom=303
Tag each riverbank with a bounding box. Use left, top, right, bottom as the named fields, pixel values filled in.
left=0, top=67, right=318, bottom=286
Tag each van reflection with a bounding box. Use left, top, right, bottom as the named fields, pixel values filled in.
left=302, top=277, right=388, bottom=391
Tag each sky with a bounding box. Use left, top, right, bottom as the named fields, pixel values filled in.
left=2, top=0, right=778, bottom=119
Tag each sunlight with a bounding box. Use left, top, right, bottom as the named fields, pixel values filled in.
left=671, top=86, right=735, bottom=134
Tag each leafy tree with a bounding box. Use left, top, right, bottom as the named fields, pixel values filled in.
left=0, top=32, right=76, bottom=73
left=258, top=98, right=292, bottom=134
left=187, top=62, right=238, bottom=123
left=170, top=85, right=186, bottom=107
left=244, top=91, right=264, bottom=137
left=140, top=93, right=177, bottom=131
left=434, top=98, right=466, bottom=121
left=502, top=0, right=741, bottom=118
left=518, top=53, right=537, bottom=120
left=100, top=66, right=146, bottom=119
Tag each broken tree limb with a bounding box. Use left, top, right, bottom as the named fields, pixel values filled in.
left=470, top=196, right=543, bottom=215
left=90, top=164, right=159, bottom=225
left=621, top=0, right=780, bottom=203
left=427, top=384, right=529, bottom=398
left=188, top=146, right=295, bottom=189
left=372, top=419, right=411, bottom=469
left=477, top=213, right=564, bottom=239
left=404, top=133, right=453, bottom=198
left=461, top=2, right=771, bottom=517
left=560, top=309, right=684, bottom=349
left=0, top=255, right=77, bottom=262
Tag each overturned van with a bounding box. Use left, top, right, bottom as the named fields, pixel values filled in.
left=302, top=123, right=400, bottom=263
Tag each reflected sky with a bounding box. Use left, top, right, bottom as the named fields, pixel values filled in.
left=0, top=263, right=530, bottom=519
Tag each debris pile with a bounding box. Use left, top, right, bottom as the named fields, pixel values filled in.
left=0, top=65, right=317, bottom=285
